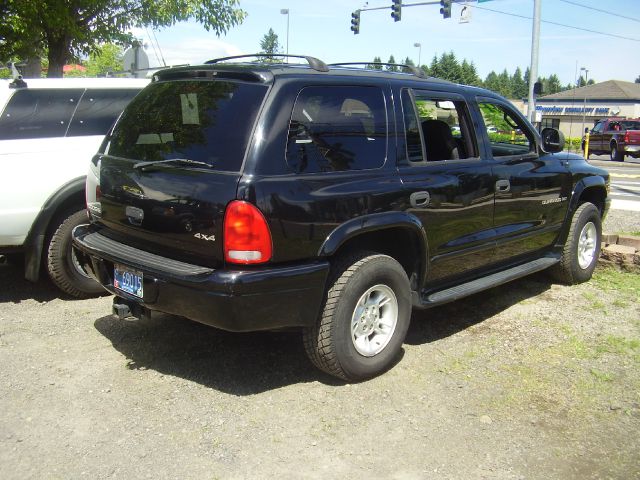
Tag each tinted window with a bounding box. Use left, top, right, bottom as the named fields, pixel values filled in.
left=67, top=89, right=140, bottom=137
left=401, top=89, right=476, bottom=163
left=0, top=88, right=83, bottom=140
left=401, top=90, right=424, bottom=163
left=620, top=121, right=640, bottom=130
left=478, top=102, right=533, bottom=157
left=286, top=86, right=386, bottom=173
left=106, top=81, right=267, bottom=172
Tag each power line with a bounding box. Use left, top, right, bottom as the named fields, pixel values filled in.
left=470, top=3, right=640, bottom=43
left=558, top=0, right=640, bottom=24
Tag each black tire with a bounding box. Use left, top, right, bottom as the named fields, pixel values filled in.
left=610, top=143, right=624, bottom=162
left=550, top=202, right=601, bottom=285
left=47, top=209, right=103, bottom=298
left=303, top=252, right=411, bottom=381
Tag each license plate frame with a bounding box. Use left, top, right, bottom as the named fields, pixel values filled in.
left=113, top=264, right=144, bottom=298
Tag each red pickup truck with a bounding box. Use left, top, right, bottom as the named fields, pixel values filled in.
left=583, top=118, right=640, bottom=161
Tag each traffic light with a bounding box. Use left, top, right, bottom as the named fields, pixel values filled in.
left=440, top=0, right=452, bottom=19
left=391, top=0, right=402, bottom=22
left=351, top=10, right=361, bottom=34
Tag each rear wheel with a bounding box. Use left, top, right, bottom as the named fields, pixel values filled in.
left=47, top=209, right=103, bottom=298
left=610, top=143, right=625, bottom=162
left=303, top=252, right=411, bottom=381
left=550, top=202, right=601, bottom=285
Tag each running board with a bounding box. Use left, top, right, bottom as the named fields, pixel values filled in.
left=419, top=257, right=559, bottom=307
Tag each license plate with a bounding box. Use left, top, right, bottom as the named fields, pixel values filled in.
left=114, top=264, right=143, bottom=298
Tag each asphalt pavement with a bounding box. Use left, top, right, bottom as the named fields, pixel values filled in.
left=584, top=154, right=640, bottom=212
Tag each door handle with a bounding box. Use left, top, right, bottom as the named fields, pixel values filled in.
left=495, top=179, right=511, bottom=193
left=410, top=191, right=431, bottom=208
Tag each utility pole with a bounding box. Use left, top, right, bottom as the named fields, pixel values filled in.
left=527, top=0, right=541, bottom=124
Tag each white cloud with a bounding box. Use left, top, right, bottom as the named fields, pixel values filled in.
left=157, top=38, right=244, bottom=66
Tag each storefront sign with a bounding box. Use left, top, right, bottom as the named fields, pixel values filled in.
left=536, top=105, right=612, bottom=116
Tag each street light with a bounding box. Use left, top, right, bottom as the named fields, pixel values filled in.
left=580, top=66, right=589, bottom=136
left=414, top=42, right=422, bottom=68
left=280, top=9, right=290, bottom=60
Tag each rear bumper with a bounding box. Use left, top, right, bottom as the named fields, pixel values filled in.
left=623, top=145, right=640, bottom=155
left=72, top=224, right=330, bottom=332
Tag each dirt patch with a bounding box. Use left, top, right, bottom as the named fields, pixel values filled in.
left=0, top=262, right=638, bottom=479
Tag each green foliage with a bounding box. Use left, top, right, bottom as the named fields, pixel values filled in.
left=259, top=28, right=281, bottom=59
left=86, top=43, right=124, bottom=77
left=369, top=56, right=383, bottom=70
left=386, top=55, right=398, bottom=72
left=0, top=0, right=246, bottom=77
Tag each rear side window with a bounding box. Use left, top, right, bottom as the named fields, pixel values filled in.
left=0, top=88, right=83, bottom=140
left=286, top=85, right=387, bottom=173
left=67, top=89, right=140, bottom=137
left=106, top=80, right=268, bottom=172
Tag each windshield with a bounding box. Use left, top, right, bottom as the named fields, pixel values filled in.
left=106, top=80, right=267, bottom=172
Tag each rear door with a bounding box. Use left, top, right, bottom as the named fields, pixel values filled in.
left=96, top=78, right=269, bottom=267
left=475, top=97, right=572, bottom=264
left=397, top=88, right=495, bottom=285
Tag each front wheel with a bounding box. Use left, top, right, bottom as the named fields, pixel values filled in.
left=47, top=209, right=104, bottom=298
left=550, top=202, right=602, bottom=285
left=303, top=252, right=411, bottom=381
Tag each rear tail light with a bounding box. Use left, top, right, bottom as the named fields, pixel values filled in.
left=224, top=200, right=272, bottom=264
left=624, top=132, right=630, bottom=143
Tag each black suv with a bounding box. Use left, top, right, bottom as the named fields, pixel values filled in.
left=73, top=55, right=610, bottom=381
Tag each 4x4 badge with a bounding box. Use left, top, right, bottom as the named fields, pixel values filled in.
left=194, top=233, right=216, bottom=242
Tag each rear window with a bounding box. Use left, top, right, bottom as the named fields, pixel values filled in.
left=0, top=88, right=83, bottom=140
left=106, top=80, right=267, bottom=172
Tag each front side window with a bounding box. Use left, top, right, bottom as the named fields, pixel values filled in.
left=106, top=80, right=268, bottom=172
left=478, top=102, right=533, bottom=157
left=286, top=85, right=387, bottom=173
left=67, top=89, right=140, bottom=137
left=400, top=89, right=477, bottom=163
left=0, top=88, right=83, bottom=140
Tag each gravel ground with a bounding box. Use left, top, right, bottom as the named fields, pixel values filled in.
left=603, top=208, right=640, bottom=235
left=0, top=214, right=638, bottom=479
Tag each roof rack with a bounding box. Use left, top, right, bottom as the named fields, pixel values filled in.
left=205, top=54, right=329, bottom=73
left=328, top=62, right=427, bottom=79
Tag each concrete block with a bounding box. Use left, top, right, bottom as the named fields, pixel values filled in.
left=601, top=244, right=637, bottom=266
left=601, top=234, right=619, bottom=245
left=617, top=235, right=640, bottom=251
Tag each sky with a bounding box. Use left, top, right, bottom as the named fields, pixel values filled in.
left=132, top=0, right=640, bottom=86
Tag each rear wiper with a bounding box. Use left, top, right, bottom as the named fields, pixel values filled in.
left=133, top=158, right=213, bottom=169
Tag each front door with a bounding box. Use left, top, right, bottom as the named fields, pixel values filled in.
left=475, top=98, right=572, bottom=264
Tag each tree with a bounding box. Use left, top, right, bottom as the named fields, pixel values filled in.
left=438, top=52, right=462, bottom=83
left=546, top=74, right=562, bottom=94
left=370, top=56, right=383, bottom=70
left=85, top=43, right=124, bottom=77
left=511, top=67, right=527, bottom=99
left=387, top=55, right=398, bottom=72
left=259, top=28, right=281, bottom=59
left=0, top=0, right=245, bottom=78
left=636, top=75, right=640, bottom=84
left=460, top=60, right=480, bottom=87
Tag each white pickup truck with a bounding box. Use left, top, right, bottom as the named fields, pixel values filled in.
left=0, top=77, right=147, bottom=296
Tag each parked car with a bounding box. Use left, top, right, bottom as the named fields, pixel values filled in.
left=72, top=56, right=609, bottom=380
left=583, top=118, right=640, bottom=161
left=0, top=77, right=148, bottom=297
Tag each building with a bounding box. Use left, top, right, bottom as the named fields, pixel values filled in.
left=535, top=80, right=640, bottom=139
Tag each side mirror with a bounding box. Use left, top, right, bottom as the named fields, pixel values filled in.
left=540, top=127, right=565, bottom=154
